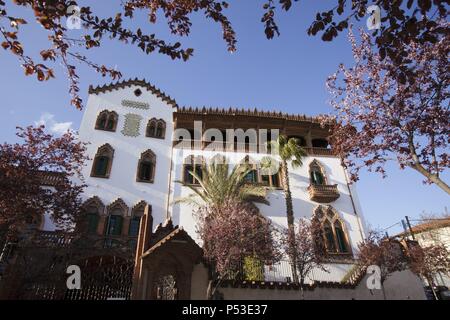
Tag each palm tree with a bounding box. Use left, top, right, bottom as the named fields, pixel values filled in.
left=268, top=135, right=307, bottom=283
left=175, top=156, right=269, bottom=209
left=175, top=156, right=271, bottom=299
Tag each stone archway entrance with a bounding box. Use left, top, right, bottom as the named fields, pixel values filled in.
left=133, top=221, right=202, bottom=300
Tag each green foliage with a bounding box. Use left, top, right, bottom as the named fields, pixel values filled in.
left=175, top=159, right=269, bottom=208
left=243, top=256, right=265, bottom=281
left=268, top=135, right=306, bottom=168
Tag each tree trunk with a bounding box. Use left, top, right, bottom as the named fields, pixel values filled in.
left=381, top=282, right=387, bottom=300
left=300, top=278, right=305, bottom=300
left=407, top=134, right=450, bottom=195
left=427, top=276, right=439, bottom=300
left=281, top=160, right=299, bottom=283
left=409, top=163, right=450, bottom=195
left=206, top=279, right=214, bottom=300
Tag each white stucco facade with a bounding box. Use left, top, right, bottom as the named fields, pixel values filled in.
left=58, top=80, right=369, bottom=270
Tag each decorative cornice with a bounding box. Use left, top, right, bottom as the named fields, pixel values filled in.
left=82, top=196, right=105, bottom=211
left=175, top=106, right=325, bottom=125
left=88, top=78, right=178, bottom=108
left=121, top=99, right=150, bottom=110
left=107, top=198, right=129, bottom=215
left=132, top=200, right=148, bottom=214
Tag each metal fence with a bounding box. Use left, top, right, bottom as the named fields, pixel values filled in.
left=225, top=259, right=354, bottom=284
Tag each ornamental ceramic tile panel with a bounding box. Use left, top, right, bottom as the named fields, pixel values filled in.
left=121, top=99, right=150, bottom=110
left=121, top=113, right=143, bottom=137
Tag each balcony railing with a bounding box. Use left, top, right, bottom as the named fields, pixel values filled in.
left=303, top=147, right=335, bottom=157
left=223, top=259, right=353, bottom=285
left=307, top=184, right=340, bottom=203
left=173, top=140, right=336, bottom=156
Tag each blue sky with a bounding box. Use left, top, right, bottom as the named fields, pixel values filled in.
left=0, top=1, right=448, bottom=234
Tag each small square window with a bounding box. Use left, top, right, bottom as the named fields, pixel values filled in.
left=134, top=88, right=142, bottom=97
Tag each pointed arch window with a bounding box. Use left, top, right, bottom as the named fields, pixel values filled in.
left=81, top=196, right=104, bottom=235
left=129, top=201, right=146, bottom=237
left=105, top=199, right=128, bottom=237
left=137, top=150, right=156, bottom=183
left=91, top=144, right=114, bottom=178
left=314, top=206, right=351, bottom=254
left=259, top=157, right=281, bottom=188
left=241, top=156, right=258, bottom=184
left=95, top=110, right=118, bottom=132
left=183, top=155, right=205, bottom=185
left=146, top=118, right=166, bottom=139
left=309, top=159, right=327, bottom=185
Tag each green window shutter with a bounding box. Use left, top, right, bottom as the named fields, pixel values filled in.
left=106, top=215, right=123, bottom=236
left=87, top=214, right=99, bottom=234
left=95, top=156, right=109, bottom=176
left=129, top=217, right=141, bottom=237
left=335, top=224, right=348, bottom=253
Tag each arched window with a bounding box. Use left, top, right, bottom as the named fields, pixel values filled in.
left=183, top=155, right=204, bottom=185
left=334, top=220, right=348, bottom=253
left=259, top=156, right=281, bottom=188
left=309, top=159, right=327, bottom=185
left=146, top=118, right=166, bottom=139
left=323, top=220, right=336, bottom=252
left=91, top=144, right=114, bottom=178
left=146, top=119, right=157, bottom=137
left=81, top=196, right=104, bottom=235
left=241, top=156, right=258, bottom=184
left=105, top=199, right=128, bottom=237
left=313, top=206, right=350, bottom=254
left=129, top=201, right=146, bottom=237
left=137, top=150, right=156, bottom=183
left=156, top=121, right=166, bottom=139
left=95, top=110, right=118, bottom=132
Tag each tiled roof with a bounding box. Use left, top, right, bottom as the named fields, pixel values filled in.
left=142, top=226, right=201, bottom=257
left=88, top=78, right=178, bottom=108
left=396, top=218, right=450, bottom=237
left=176, top=106, right=323, bottom=124
left=89, top=79, right=326, bottom=123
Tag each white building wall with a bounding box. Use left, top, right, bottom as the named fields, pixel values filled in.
left=77, top=86, right=175, bottom=226
left=47, top=85, right=367, bottom=255
left=169, top=148, right=366, bottom=253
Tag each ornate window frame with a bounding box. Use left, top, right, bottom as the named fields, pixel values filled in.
left=146, top=118, right=166, bottom=139
left=136, top=150, right=156, bottom=183
left=95, top=110, right=118, bottom=132
left=259, top=156, right=282, bottom=188
left=182, top=155, right=205, bottom=185
left=80, top=196, right=105, bottom=235
left=90, top=143, right=114, bottom=179
left=309, top=159, right=328, bottom=185
left=313, top=205, right=352, bottom=256
left=105, top=198, right=129, bottom=237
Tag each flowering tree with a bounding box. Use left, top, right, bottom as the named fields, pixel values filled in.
left=407, top=242, right=450, bottom=299
left=282, top=218, right=328, bottom=299
left=1, top=1, right=446, bottom=108
left=0, top=125, right=88, bottom=236
left=324, top=26, right=449, bottom=194
left=194, top=199, right=280, bottom=299
left=357, top=231, right=407, bottom=299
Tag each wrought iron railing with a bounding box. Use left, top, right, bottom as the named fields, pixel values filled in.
left=224, top=259, right=354, bottom=284
left=173, top=140, right=336, bottom=156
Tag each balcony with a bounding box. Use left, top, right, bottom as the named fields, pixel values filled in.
left=308, top=184, right=340, bottom=203
left=303, top=147, right=335, bottom=157
left=173, top=140, right=336, bottom=156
